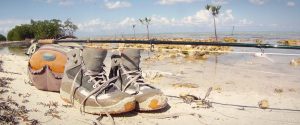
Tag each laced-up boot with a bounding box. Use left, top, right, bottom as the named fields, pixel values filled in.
left=60, top=47, right=136, bottom=114
left=110, top=49, right=168, bottom=111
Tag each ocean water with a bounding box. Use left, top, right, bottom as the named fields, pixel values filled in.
left=107, top=31, right=300, bottom=42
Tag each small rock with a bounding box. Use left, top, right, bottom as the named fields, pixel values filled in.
left=288, top=88, right=296, bottom=92
left=274, top=88, right=283, bottom=93
left=290, top=58, right=300, bottom=66
left=258, top=99, right=269, bottom=109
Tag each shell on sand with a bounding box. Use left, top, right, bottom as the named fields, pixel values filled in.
left=258, top=99, right=269, bottom=109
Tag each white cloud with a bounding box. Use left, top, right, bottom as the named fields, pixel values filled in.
left=151, top=15, right=176, bottom=25
left=158, top=0, right=196, bottom=5
left=181, top=9, right=234, bottom=26
left=118, top=17, right=137, bottom=26
left=104, top=0, right=131, bottom=9
left=182, top=10, right=210, bottom=25
left=287, top=1, right=295, bottom=7
left=0, top=19, right=28, bottom=35
left=249, top=0, right=267, bottom=5
left=76, top=8, right=258, bottom=35
left=77, top=18, right=114, bottom=32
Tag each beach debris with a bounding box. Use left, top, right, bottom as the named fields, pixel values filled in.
left=173, top=83, right=199, bottom=88
left=142, top=70, right=174, bottom=79
left=213, top=85, right=222, bottom=93
left=179, top=92, right=199, bottom=104
left=288, top=88, right=296, bottom=92
left=255, top=39, right=263, bottom=44
left=0, top=77, right=14, bottom=88
left=0, top=60, right=3, bottom=72
left=44, top=108, right=61, bottom=120
left=62, top=104, right=73, bottom=108
left=274, top=88, right=283, bottom=94
left=139, top=112, right=201, bottom=120
left=22, top=99, right=29, bottom=103
left=258, top=99, right=269, bottom=109
left=0, top=89, right=9, bottom=94
left=178, top=87, right=213, bottom=108
left=0, top=95, right=39, bottom=124
left=223, top=37, right=237, bottom=43
left=37, top=101, right=59, bottom=108
left=278, top=40, right=300, bottom=46
left=290, top=58, right=300, bottom=66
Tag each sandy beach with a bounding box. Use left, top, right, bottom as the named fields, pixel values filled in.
left=1, top=47, right=300, bottom=125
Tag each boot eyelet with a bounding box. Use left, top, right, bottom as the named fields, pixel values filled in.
left=73, top=53, right=76, bottom=57
left=74, top=60, right=78, bottom=64
left=93, top=84, right=98, bottom=88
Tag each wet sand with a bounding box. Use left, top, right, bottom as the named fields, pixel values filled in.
left=1, top=47, right=300, bottom=125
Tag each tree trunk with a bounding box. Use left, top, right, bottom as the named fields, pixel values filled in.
left=146, top=25, right=149, bottom=40
left=213, top=17, right=218, bottom=41
left=133, top=28, right=136, bottom=39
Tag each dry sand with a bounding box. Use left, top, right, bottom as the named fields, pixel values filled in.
left=1, top=48, right=300, bottom=125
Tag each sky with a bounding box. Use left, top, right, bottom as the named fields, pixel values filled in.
left=0, top=0, right=299, bottom=37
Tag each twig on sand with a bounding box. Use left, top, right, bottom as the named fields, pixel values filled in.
left=37, top=101, right=59, bottom=108
left=169, top=87, right=213, bottom=108
left=139, top=112, right=201, bottom=119
left=139, top=112, right=206, bottom=124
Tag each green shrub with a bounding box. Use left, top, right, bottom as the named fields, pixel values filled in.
left=7, top=24, right=34, bottom=41
left=0, top=34, right=6, bottom=41
left=7, top=19, right=78, bottom=41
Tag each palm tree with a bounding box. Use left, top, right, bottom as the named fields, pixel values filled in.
left=139, top=17, right=151, bottom=40
left=205, top=4, right=221, bottom=41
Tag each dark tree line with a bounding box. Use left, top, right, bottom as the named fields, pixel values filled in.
left=0, top=34, right=6, bottom=41
left=7, top=19, right=78, bottom=41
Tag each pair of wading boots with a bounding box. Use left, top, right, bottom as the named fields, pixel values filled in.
left=60, top=48, right=167, bottom=114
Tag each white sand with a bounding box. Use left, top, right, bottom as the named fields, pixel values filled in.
left=1, top=49, right=300, bottom=125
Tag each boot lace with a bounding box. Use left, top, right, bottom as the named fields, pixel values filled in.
left=84, top=70, right=107, bottom=89
left=120, top=64, right=155, bottom=93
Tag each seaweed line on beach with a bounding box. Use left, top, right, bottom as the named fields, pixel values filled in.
left=0, top=59, right=40, bottom=125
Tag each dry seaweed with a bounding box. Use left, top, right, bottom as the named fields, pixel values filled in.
left=0, top=96, right=40, bottom=124
left=0, top=77, right=14, bottom=88
left=0, top=60, right=3, bottom=72
left=37, top=101, right=59, bottom=108
left=172, top=83, right=199, bottom=88
left=44, top=108, right=61, bottom=120
left=61, top=104, right=73, bottom=108
left=0, top=89, right=9, bottom=94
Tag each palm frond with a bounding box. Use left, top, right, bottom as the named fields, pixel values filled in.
left=205, top=4, right=210, bottom=11
left=139, top=19, right=144, bottom=24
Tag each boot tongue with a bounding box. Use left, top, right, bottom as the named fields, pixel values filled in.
left=82, top=48, right=107, bottom=72
left=121, top=49, right=141, bottom=70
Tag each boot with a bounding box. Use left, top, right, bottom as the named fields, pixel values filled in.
left=110, top=49, right=168, bottom=111
left=60, top=47, right=136, bottom=114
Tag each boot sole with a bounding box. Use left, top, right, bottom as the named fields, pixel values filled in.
left=60, top=85, right=136, bottom=115
left=137, top=95, right=168, bottom=111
